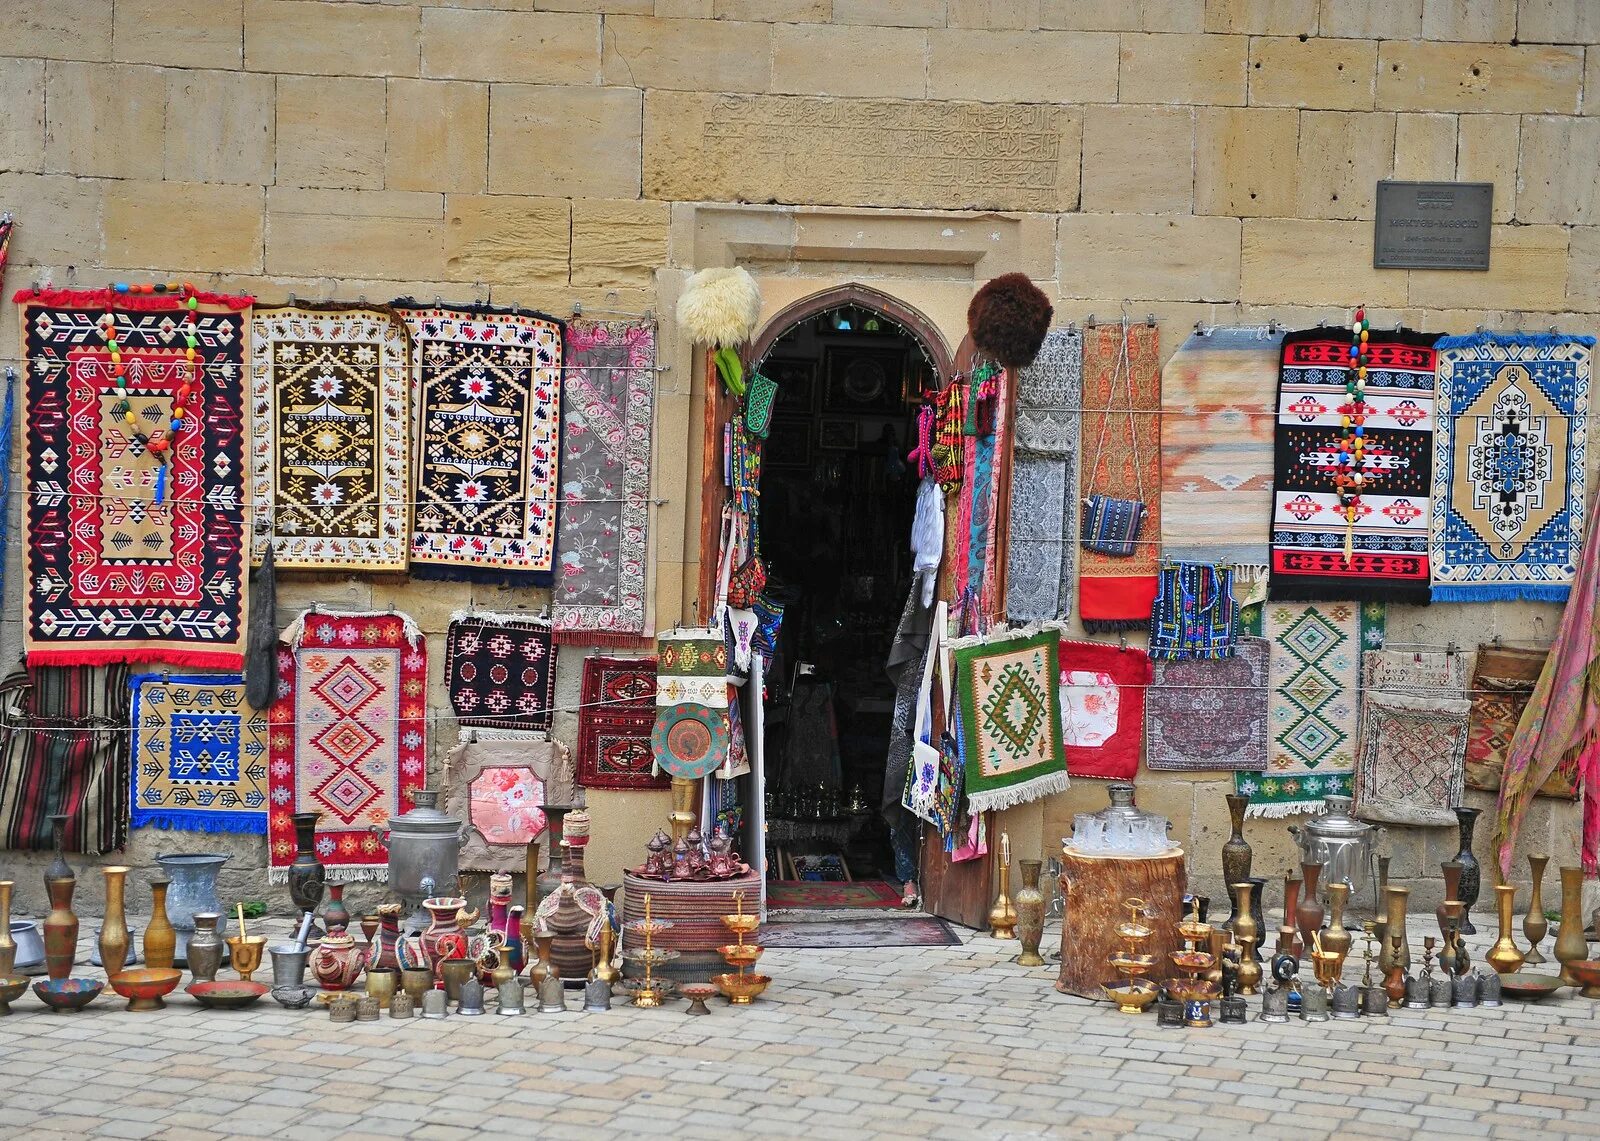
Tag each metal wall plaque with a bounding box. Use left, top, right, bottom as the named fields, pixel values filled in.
left=1374, top=181, right=1493, bottom=270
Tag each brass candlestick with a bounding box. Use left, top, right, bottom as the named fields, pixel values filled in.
left=988, top=832, right=1018, bottom=940
left=714, top=890, right=770, bottom=1005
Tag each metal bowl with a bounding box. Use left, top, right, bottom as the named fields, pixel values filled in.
left=33, top=977, right=104, bottom=1012
left=1564, top=960, right=1600, bottom=998
left=110, top=968, right=183, bottom=1012
left=271, top=984, right=317, bottom=1009
left=711, top=972, right=770, bottom=1005
left=1499, top=972, right=1565, bottom=1000
left=0, top=975, right=28, bottom=1014
left=187, top=980, right=269, bottom=1010
left=1102, top=980, right=1160, bottom=1013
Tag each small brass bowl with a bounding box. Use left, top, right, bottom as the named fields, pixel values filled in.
left=0, top=975, right=28, bottom=1016
left=711, top=972, right=771, bottom=1005
left=1168, top=951, right=1215, bottom=973
left=225, top=936, right=268, bottom=982
left=1107, top=952, right=1158, bottom=976
left=110, top=967, right=182, bottom=1011
left=717, top=943, right=764, bottom=969
left=1566, top=960, right=1600, bottom=998
left=187, top=980, right=268, bottom=1010
left=721, top=914, right=760, bottom=938
left=680, top=981, right=718, bottom=1015
left=1102, top=979, right=1159, bottom=1014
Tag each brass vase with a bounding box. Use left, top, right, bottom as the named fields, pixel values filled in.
left=1554, top=865, right=1588, bottom=985
left=0, top=880, right=15, bottom=976
left=989, top=838, right=1017, bottom=940
left=144, top=876, right=176, bottom=971
left=98, top=866, right=130, bottom=982
left=1486, top=884, right=1525, bottom=975
left=1296, top=863, right=1325, bottom=953
left=1384, top=885, right=1411, bottom=973
left=1523, top=854, right=1550, bottom=965
left=1323, top=881, right=1352, bottom=961
left=1282, top=874, right=1302, bottom=956
left=42, top=874, right=77, bottom=982
left=1452, top=806, right=1482, bottom=934
left=1229, top=882, right=1258, bottom=958
left=1014, top=860, right=1046, bottom=966
left=1437, top=861, right=1462, bottom=944
left=1221, top=795, right=1252, bottom=929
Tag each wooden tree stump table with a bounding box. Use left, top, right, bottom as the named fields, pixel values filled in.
left=1054, top=847, right=1188, bottom=999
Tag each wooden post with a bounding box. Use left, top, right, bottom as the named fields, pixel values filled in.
left=1054, top=847, right=1188, bottom=1000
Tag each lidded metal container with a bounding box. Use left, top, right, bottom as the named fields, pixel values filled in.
left=1068, top=782, right=1174, bottom=856
left=1287, top=795, right=1379, bottom=912
left=372, top=789, right=465, bottom=929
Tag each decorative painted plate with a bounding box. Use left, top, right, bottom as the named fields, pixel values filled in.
left=650, top=703, right=730, bottom=779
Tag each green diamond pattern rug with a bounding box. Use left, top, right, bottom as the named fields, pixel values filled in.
left=952, top=627, right=1068, bottom=813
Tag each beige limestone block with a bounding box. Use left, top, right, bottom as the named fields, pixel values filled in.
left=1057, top=214, right=1241, bottom=302
left=244, top=0, right=419, bottom=77
left=715, top=0, right=831, bottom=18
left=1203, top=0, right=1317, bottom=34
left=1241, top=219, right=1408, bottom=306
left=1318, top=0, right=1422, bottom=39
left=1377, top=41, right=1582, bottom=114
left=1516, top=0, right=1600, bottom=43
left=1294, top=110, right=1396, bottom=220
left=0, top=59, right=45, bottom=173
left=571, top=200, right=669, bottom=288
left=44, top=61, right=165, bottom=180
left=276, top=75, right=387, bottom=190
left=1042, top=0, right=1206, bottom=31
left=1080, top=104, right=1194, bottom=214
left=421, top=9, right=599, bottom=84
left=1392, top=113, right=1456, bottom=180
left=927, top=30, right=1119, bottom=103
left=387, top=79, right=488, bottom=194
left=655, top=0, right=713, bottom=15
left=534, top=0, right=651, bottom=10
left=946, top=0, right=1042, bottom=28
left=1421, top=0, right=1515, bottom=41
left=1193, top=106, right=1299, bottom=218
left=443, top=194, right=570, bottom=286
left=1247, top=36, right=1376, bottom=110
left=114, top=0, right=243, bottom=69
left=1456, top=114, right=1517, bottom=222
left=106, top=181, right=265, bottom=274
left=164, top=69, right=276, bottom=185
left=775, top=24, right=926, bottom=98
left=604, top=16, right=770, bottom=92
left=1567, top=228, right=1600, bottom=311
left=1588, top=47, right=1600, bottom=116
left=832, top=0, right=946, bottom=25
left=1410, top=225, right=1568, bottom=311
left=643, top=90, right=1082, bottom=212
left=0, top=173, right=103, bottom=266
left=489, top=84, right=641, bottom=198
left=1517, top=116, right=1600, bottom=226
left=267, top=186, right=446, bottom=280
left=5, top=0, right=113, bottom=63
left=1120, top=33, right=1247, bottom=107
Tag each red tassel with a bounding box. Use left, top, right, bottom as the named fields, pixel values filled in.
left=28, top=648, right=246, bottom=668
left=14, top=287, right=255, bottom=310
left=554, top=630, right=656, bottom=649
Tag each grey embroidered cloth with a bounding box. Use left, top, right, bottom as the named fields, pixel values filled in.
left=1005, top=327, right=1082, bottom=622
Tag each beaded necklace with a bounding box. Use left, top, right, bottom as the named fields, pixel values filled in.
left=1335, top=307, right=1371, bottom=564
left=98, top=280, right=201, bottom=503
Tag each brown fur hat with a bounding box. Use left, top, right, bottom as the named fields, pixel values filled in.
left=966, top=273, right=1053, bottom=369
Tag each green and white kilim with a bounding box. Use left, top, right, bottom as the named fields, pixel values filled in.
left=952, top=627, right=1068, bottom=813
left=1235, top=600, right=1384, bottom=817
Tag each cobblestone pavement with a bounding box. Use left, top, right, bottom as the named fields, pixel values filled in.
left=1, top=917, right=1598, bottom=1140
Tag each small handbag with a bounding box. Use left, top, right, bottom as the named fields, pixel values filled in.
left=1080, top=320, right=1149, bottom=559
left=744, top=371, right=778, bottom=439
left=725, top=513, right=767, bottom=609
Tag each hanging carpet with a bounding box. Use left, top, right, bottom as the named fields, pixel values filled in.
left=576, top=654, right=664, bottom=790
left=1269, top=328, right=1438, bottom=603
left=0, top=663, right=130, bottom=855
left=251, top=305, right=410, bottom=572
left=16, top=288, right=253, bottom=667
left=1145, top=636, right=1269, bottom=773
left=1354, top=691, right=1470, bottom=827
left=1078, top=322, right=1162, bottom=631
left=396, top=303, right=564, bottom=584
left=441, top=735, right=573, bottom=874
left=267, top=610, right=425, bottom=883
left=1360, top=647, right=1467, bottom=697
left=129, top=673, right=268, bottom=834
left=950, top=627, right=1067, bottom=811
left=1159, top=325, right=1282, bottom=599
left=1235, top=601, right=1384, bottom=818
left=1465, top=644, right=1574, bottom=800
left=1058, top=638, right=1151, bottom=781
left=1431, top=331, right=1594, bottom=602
left=1006, top=327, right=1082, bottom=624
left=445, top=611, right=557, bottom=733
left=554, top=319, right=656, bottom=643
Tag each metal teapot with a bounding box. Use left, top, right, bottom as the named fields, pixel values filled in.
left=1287, top=795, right=1380, bottom=914
left=371, top=789, right=467, bottom=932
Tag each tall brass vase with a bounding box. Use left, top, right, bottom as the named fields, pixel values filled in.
left=1384, top=886, right=1410, bottom=973
left=98, top=867, right=130, bottom=981
left=1230, top=882, right=1259, bottom=958
left=1323, top=881, right=1352, bottom=961
left=0, top=880, right=15, bottom=976
left=144, top=877, right=177, bottom=971
left=42, top=875, right=78, bottom=981
left=1295, top=863, right=1325, bottom=952
left=1014, top=860, right=1045, bottom=966
left=1523, top=854, right=1549, bottom=965
left=1486, top=884, right=1525, bottom=974
left=1554, top=865, right=1588, bottom=985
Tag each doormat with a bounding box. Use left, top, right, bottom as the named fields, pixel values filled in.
left=766, top=880, right=903, bottom=909
left=758, top=916, right=962, bottom=949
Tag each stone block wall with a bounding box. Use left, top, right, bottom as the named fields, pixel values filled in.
left=1, top=0, right=1598, bottom=921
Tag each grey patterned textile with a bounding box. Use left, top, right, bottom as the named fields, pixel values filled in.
left=1006, top=328, right=1082, bottom=622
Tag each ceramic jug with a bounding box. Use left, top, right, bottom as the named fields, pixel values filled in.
left=309, top=930, right=365, bottom=991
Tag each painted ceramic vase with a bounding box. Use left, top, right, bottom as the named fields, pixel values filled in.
left=143, top=877, right=177, bottom=971
left=309, top=930, right=365, bottom=991
left=1015, top=860, right=1046, bottom=967
left=1452, top=806, right=1482, bottom=934
left=43, top=874, right=78, bottom=982
left=98, top=866, right=131, bottom=981
left=323, top=883, right=351, bottom=934
left=288, top=811, right=327, bottom=927
left=187, top=914, right=225, bottom=984
left=421, top=897, right=469, bottom=976
left=368, top=903, right=404, bottom=972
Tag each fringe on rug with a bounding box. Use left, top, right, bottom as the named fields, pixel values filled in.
left=1432, top=585, right=1575, bottom=604
left=281, top=606, right=422, bottom=649
left=554, top=630, right=655, bottom=649
left=1244, top=800, right=1320, bottom=820
left=1232, top=564, right=1270, bottom=608
left=966, top=769, right=1071, bottom=814
left=449, top=609, right=552, bottom=627
left=131, top=813, right=267, bottom=836
left=1082, top=618, right=1149, bottom=634
left=267, top=865, right=389, bottom=887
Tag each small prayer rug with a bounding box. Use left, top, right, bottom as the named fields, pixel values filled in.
left=251, top=305, right=410, bottom=572
left=1147, top=563, right=1237, bottom=660
left=1160, top=325, right=1282, bottom=599
left=766, top=880, right=903, bottom=909
left=1465, top=645, right=1575, bottom=800
left=130, top=673, right=268, bottom=834
left=1431, top=332, right=1594, bottom=601
left=445, top=611, right=557, bottom=733
left=554, top=320, right=656, bottom=643
left=1006, top=328, right=1081, bottom=623
left=1235, top=601, right=1385, bottom=817
left=1079, top=322, right=1162, bottom=630
left=268, top=610, right=425, bottom=883
left=577, top=654, right=664, bottom=790
left=1354, top=690, right=1470, bottom=826
left=951, top=628, right=1067, bottom=811
left=16, top=288, right=253, bottom=667
left=397, top=303, right=564, bottom=584
left=441, top=736, right=574, bottom=873
left=1360, top=648, right=1467, bottom=698
left=1058, top=639, right=1151, bottom=781
left=0, top=664, right=130, bottom=855
left=1270, top=328, right=1438, bottom=603
left=757, top=916, right=961, bottom=949
left=1145, top=636, right=1269, bottom=772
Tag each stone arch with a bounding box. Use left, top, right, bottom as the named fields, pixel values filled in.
left=743, top=282, right=956, bottom=382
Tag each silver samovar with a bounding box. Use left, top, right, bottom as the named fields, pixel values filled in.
left=1287, top=795, right=1380, bottom=914
left=372, top=789, right=466, bottom=932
